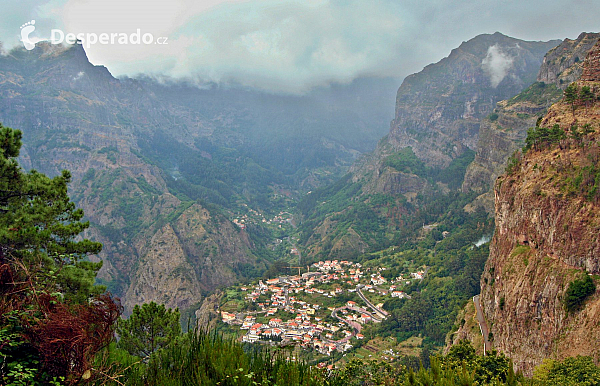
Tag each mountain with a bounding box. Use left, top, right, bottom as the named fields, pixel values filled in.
left=463, top=32, right=600, bottom=212
left=387, top=32, right=560, bottom=168
left=0, top=42, right=397, bottom=313
left=352, top=32, right=560, bottom=197
left=0, top=43, right=262, bottom=313
left=454, top=38, right=600, bottom=375
left=298, top=33, right=560, bottom=260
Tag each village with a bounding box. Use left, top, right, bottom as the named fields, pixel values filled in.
left=219, top=259, right=425, bottom=357
left=231, top=204, right=294, bottom=230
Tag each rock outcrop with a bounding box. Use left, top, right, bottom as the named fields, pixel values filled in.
left=463, top=33, right=600, bottom=212
left=351, top=33, right=559, bottom=197
left=388, top=33, right=559, bottom=169
left=472, top=40, right=600, bottom=375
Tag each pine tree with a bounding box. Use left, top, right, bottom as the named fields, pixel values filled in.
left=0, top=123, right=103, bottom=301
left=1, top=123, right=118, bottom=383
left=117, top=302, right=181, bottom=358
left=579, top=85, right=595, bottom=112
left=564, top=83, right=579, bottom=116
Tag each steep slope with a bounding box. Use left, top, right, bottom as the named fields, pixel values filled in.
left=463, top=33, right=600, bottom=212
left=352, top=33, right=558, bottom=196
left=475, top=40, right=600, bottom=375
left=387, top=32, right=559, bottom=168
left=299, top=33, right=559, bottom=260
left=0, top=43, right=264, bottom=313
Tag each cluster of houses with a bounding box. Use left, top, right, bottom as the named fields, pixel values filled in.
left=230, top=313, right=356, bottom=356
left=220, top=260, right=426, bottom=355
left=232, top=205, right=293, bottom=230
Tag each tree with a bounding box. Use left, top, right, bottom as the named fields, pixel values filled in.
left=534, top=356, right=600, bottom=385
left=580, top=85, right=595, bottom=112
left=0, top=123, right=118, bottom=383
left=0, top=123, right=103, bottom=301
left=564, top=273, right=596, bottom=312
left=564, top=83, right=579, bottom=116
left=117, top=302, right=181, bottom=358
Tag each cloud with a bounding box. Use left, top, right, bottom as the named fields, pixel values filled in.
left=72, top=71, right=84, bottom=81
left=482, top=45, right=514, bottom=88
left=0, top=0, right=599, bottom=93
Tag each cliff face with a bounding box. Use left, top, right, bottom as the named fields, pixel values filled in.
left=462, top=33, right=600, bottom=212
left=124, top=204, right=255, bottom=312
left=388, top=33, right=559, bottom=169
left=476, top=41, right=600, bottom=375
left=350, top=33, right=558, bottom=198
left=0, top=43, right=262, bottom=313
left=300, top=34, right=559, bottom=261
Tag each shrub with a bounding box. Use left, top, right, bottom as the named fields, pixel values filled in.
left=564, top=274, right=596, bottom=312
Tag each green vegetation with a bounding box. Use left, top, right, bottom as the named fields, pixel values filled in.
left=383, top=147, right=476, bottom=189
left=533, top=356, right=600, bottom=385
left=376, top=231, right=491, bottom=345
left=296, top=141, right=492, bottom=348
left=383, top=147, right=429, bottom=177
left=124, top=329, right=326, bottom=386
left=563, top=83, right=599, bottom=116
left=507, top=82, right=562, bottom=106
left=564, top=274, right=596, bottom=313
left=505, top=151, right=523, bottom=174
left=569, top=164, right=600, bottom=200
left=117, top=302, right=182, bottom=358
left=0, top=123, right=118, bottom=384
left=523, top=125, right=566, bottom=152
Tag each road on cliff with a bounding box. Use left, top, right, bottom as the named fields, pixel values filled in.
left=473, top=294, right=491, bottom=355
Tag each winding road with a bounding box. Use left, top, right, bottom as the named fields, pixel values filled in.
left=473, top=295, right=491, bottom=355
left=330, top=306, right=362, bottom=345
left=356, top=285, right=388, bottom=319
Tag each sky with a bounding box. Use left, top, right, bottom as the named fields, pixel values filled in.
left=0, top=0, right=598, bottom=93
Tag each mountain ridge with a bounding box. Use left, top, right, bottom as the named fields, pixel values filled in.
left=453, top=37, right=600, bottom=375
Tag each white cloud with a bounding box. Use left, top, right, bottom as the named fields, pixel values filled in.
left=482, top=45, right=514, bottom=88
left=72, top=71, right=84, bottom=81
left=0, top=0, right=598, bottom=93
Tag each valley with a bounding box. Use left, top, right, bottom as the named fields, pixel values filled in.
left=1, top=10, right=600, bottom=382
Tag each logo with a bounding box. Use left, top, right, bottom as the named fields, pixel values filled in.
left=20, top=20, right=36, bottom=50
left=19, top=20, right=168, bottom=51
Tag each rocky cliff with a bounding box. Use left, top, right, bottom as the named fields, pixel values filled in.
left=472, top=40, right=600, bottom=375
left=351, top=33, right=559, bottom=197
left=388, top=33, right=559, bottom=169
left=462, top=33, right=600, bottom=212
left=299, top=34, right=560, bottom=261
left=0, top=43, right=263, bottom=313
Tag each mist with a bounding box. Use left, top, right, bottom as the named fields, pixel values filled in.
left=482, top=44, right=515, bottom=88
left=0, top=0, right=599, bottom=93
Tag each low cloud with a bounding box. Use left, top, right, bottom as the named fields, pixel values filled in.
left=0, top=0, right=599, bottom=93
left=482, top=45, right=514, bottom=88
left=72, top=71, right=84, bottom=81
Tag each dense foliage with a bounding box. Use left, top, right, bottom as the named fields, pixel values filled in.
left=523, top=125, right=566, bottom=152
left=0, top=123, right=120, bottom=384
left=533, top=356, right=600, bottom=386
left=564, top=274, right=596, bottom=313
left=117, top=302, right=181, bottom=358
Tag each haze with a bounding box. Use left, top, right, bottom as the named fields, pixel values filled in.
left=0, top=0, right=598, bottom=93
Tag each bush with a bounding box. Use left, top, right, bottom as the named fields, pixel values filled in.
left=564, top=274, right=596, bottom=312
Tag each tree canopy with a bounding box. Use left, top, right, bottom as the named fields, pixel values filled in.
left=0, top=123, right=118, bottom=384
left=117, top=301, right=181, bottom=358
